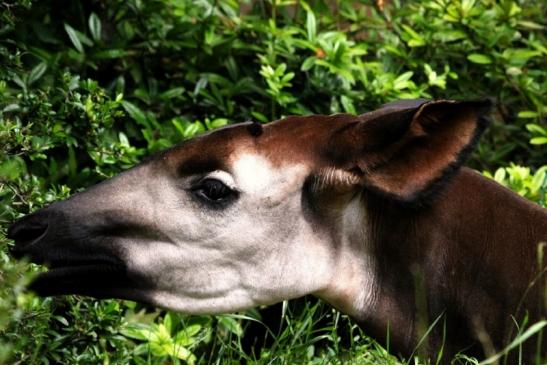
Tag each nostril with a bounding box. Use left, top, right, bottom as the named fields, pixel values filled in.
left=7, top=217, right=49, bottom=254
left=12, top=223, right=48, bottom=242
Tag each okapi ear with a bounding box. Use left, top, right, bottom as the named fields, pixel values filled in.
left=328, top=99, right=492, bottom=202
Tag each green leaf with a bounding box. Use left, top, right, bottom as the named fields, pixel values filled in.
left=12, top=74, right=26, bottom=90
left=493, top=168, right=507, bottom=184
left=393, top=71, right=414, bottom=90
left=340, top=95, right=356, bottom=114
left=526, top=123, right=546, bottom=134
left=401, top=24, right=421, bottom=40
left=467, top=53, right=492, bottom=64
left=184, top=123, right=202, bottom=138
left=28, top=62, right=47, bottom=85
left=437, top=30, right=467, bottom=42
left=173, top=324, right=202, bottom=346
left=53, top=315, right=69, bottom=326
left=301, top=56, right=316, bottom=71
left=517, top=20, right=544, bottom=30
left=159, top=87, right=185, bottom=100
left=118, top=132, right=130, bottom=147
left=519, top=111, right=539, bottom=119
left=88, top=12, right=102, bottom=42
left=0, top=156, right=26, bottom=180
left=163, top=313, right=173, bottom=333
left=64, top=23, right=84, bottom=53
left=461, top=0, right=476, bottom=15
left=408, top=39, right=425, bottom=47
left=170, top=345, right=194, bottom=362
left=384, top=44, right=405, bottom=57
left=173, top=120, right=206, bottom=139
left=217, top=315, right=243, bottom=337
left=281, top=72, right=295, bottom=83
left=121, top=101, right=149, bottom=128
left=530, top=137, right=547, bottom=145
left=68, top=145, right=77, bottom=181
left=306, top=11, right=316, bottom=41
left=251, top=111, right=268, bottom=123
left=210, top=118, right=228, bottom=129
left=531, top=169, right=546, bottom=191
left=502, top=48, right=541, bottom=63
left=2, top=104, right=20, bottom=113
left=478, top=321, right=547, bottom=365
left=171, top=118, right=186, bottom=137
left=401, top=24, right=425, bottom=47
left=93, top=49, right=128, bottom=59
left=506, top=66, right=522, bottom=76
left=121, top=323, right=156, bottom=341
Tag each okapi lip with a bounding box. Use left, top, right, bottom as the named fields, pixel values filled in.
left=29, top=262, right=131, bottom=297
left=47, top=255, right=124, bottom=270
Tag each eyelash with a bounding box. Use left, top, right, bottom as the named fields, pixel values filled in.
left=190, top=178, right=238, bottom=207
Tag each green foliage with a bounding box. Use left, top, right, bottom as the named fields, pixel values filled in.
left=484, top=165, right=547, bottom=206
left=526, top=123, right=547, bottom=145
left=1, top=0, right=546, bottom=364
left=120, top=311, right=206, bottom=364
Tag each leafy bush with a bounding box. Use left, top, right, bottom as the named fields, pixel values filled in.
left=1, top=0, right=546, bottom=363
left=483, top=165, right=547, bottom=206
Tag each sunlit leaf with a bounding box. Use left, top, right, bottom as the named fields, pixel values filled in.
left=121, top=101, right=149, bottom=128
left=64, top=23, right=84, bottom=53
left=467, top=53, right=492, bottom=64
left=306, top=10, right=316, bottom=41
left=530, top=137, right=547, bottom=145
left=217, top=315, right=243, bottom=337
left=88, top=12, right=102, bottom=42
left=28, top=62, right=47, bottom=85
left=519, top=111, right=539, bottom=119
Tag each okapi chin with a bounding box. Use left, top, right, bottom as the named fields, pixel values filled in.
left=8, top=99, right=547, bottom=362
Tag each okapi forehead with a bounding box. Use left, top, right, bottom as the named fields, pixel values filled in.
left=160, top=114, right=358, bottom=176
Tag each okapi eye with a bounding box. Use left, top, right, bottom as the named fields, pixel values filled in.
left=192, top=178, right=237, bottom=205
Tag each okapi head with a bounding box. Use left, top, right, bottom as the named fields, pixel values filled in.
left=8, top=99, right=490, bottom=315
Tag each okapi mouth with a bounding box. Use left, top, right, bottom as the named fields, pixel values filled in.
left=31, top=263, right=123, bottom=295
left=28, top=253, right=134, bottom=299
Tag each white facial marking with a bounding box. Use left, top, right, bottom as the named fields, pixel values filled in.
left=118, top=152, right=376, bottom=317
left=232, top=154, right=307, bottom=206
left=316, top=195, right=377, bottom=318
left=201, top=170, right=237, bottom=189
left=120, top=153, right=333, bottom=313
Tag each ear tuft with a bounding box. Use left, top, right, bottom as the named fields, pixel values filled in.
left=312, top=167, right=362, bottom=193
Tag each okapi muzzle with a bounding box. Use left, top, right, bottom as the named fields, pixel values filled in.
left=8, top=163, right=160, bottom=300
left=8, top=99, right=547, bottom=361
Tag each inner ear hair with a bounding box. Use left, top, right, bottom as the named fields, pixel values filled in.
left=310, top=167, right=363, bottom=193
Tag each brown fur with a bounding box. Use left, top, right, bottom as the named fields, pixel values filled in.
left=360, top=169, right=546, bottom=359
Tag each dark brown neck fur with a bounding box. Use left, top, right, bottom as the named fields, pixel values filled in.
left=358, top=167, right=547, bottom=361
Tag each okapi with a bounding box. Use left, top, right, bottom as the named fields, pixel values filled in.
left=8, top=99, right=547, bottom=361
